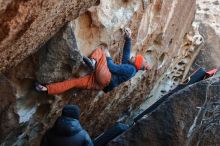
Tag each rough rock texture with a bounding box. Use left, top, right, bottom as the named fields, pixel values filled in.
left=126, top=28, right=204, bottom=123
left=0, top=0, right=205, bottom=145
left=36, top=23, right=82, bottom=83
left=1, top=0, right=199, bottom=145
left=190, top=0, right=220, bottom=71
left=0, top=74, right=18, bottom=142
left=109, top=75, right=220, bottom=146
left=69, top=0, right=198, bottom=138
left=1, top=25, right=80, bottom=145
left=0, top=0, right=99, bottom=72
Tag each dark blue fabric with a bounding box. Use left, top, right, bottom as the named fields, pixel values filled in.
left=121, top=37, right=131, bottom=64
left=94, top=123, right=129, bottom=146
left=62, top=104, right=80, bottom=120
left=41, top=116, right=93, bottom=146
left=103, top=37, right=136, bottom=92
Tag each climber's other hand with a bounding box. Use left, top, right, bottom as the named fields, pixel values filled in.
left=124, top=27, right=131, bottom=38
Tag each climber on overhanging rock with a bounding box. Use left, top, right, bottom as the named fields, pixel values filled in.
left=40, top=104, right=93, bottom=146
left=35, top=27, right=151, bottom=94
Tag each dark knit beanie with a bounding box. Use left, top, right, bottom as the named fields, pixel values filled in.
left=62, top=104, right=80, bottom=120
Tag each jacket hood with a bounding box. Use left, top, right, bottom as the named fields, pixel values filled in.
left=62, top=105, right=80, bottom=120
left=53, top=116, right=83, bottom=137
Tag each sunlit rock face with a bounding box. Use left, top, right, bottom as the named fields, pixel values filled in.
left=109, top=75, right=220, bottom=146
left=70, top=0, right=197, bottom=137
left=108, top=1, right=220, bottom=145
left=0, top=0, right=99, bottom=72
left=73, top=0, right=142, bottom=57
left=0, top=0, right=203, bottom=145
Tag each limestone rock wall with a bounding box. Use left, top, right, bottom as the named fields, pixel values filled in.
left=69, top=0, right=197, bottom=137
left=108, top=2, right=220, bottom=145
left=126, top=24, right=204, bottom=124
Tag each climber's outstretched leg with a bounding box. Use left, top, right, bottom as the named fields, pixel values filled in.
left=36, top=48, right=111, bottom=95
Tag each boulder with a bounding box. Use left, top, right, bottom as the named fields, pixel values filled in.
left=109, top=75, right=220, bottom=146
left=36, top=24, right=82, bottom=84
left=0, top=0, right=99, bottom=72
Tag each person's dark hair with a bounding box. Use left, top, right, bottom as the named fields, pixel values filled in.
left=62, top=104, right=80, bottom=120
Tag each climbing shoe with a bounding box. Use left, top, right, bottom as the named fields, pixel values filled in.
left=83, top=56, right=96, bottom=72
left=35, top=82, right=48, bottom=93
